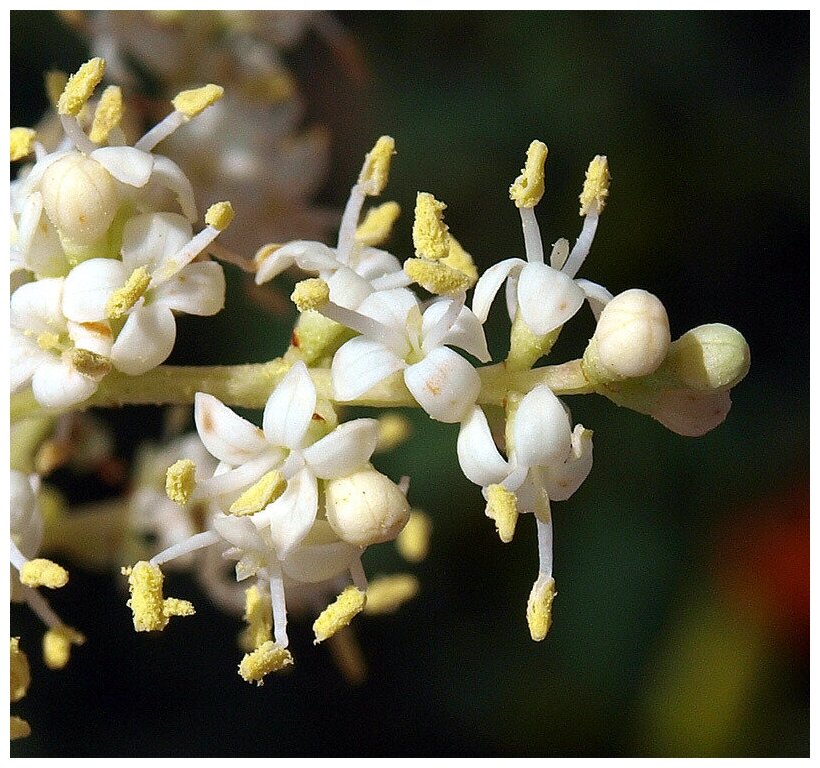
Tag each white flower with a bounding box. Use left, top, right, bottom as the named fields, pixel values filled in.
left=61, top=211, right=226, bottom=375
left=326, top=287, right=490, bottom=423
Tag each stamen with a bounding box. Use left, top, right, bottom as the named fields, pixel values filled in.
left=526, top=575, right=556, bottom=642
left=43, top=625, right=85, bottom=671
left=269, top=568, right=289, bottom=648
left=291, top=278, right=331, bottom=312
left=336, top=185, right=366, bottom=265
left=69, top=349, right=112, bottom=381
left=578, top=155, right=610, bottom=216
left=10, top=127, right=36, bottom=162
left=238, top=640, right=293, bottom=685
left=396, top=510, right=432, bottom=563
left=122, top=561, right=195, bottom=631
left=363, top=574, right=420, bottom=615
left=10, top=638, right=30, bottom=702
left=154, top=206, right=231, bottom=284
left=485, top=484, right=519, bottom=543
left=57, top=57, right=105, bottom=117
left=357, top=135, right=395, bottom=196
left=442, top=236, right=478, bottom=285
left=89, top=85, right=124, bottom=144
left=509, top=140, right=548, bottom=208
left=106, top=266, right=151, bottom=319
left=350, top=558, right=369, bottom=592
left=313, top=586, right=367, bottom=644
left=204, top=200, right=234, bottom=231
left=412, top=192, right=449, bottom=261
left=355, top=200, right=401, bottom=246
left=519, top=206, right=545, bottom=265
left=59, top=114, right=97, bottom=155
left=375, top=413, right=412, bottom=453
left=135, top=84, right=224, bottom=152
left=149, top=531, right=221, bottom=567
left=562, top=214, right=599, bottom=280
left=36, top=331, right=61, bottom=351
left=192, top=454, right=282, bottom=501
left=165, top=459, right=197, bottom=505
left=229, top=470, right=286, bottom=516
left=239, top=584, right=273, bottom=651
left=21, top=585, right=63, bottom=629
left=19, top=558, right=69, bottom=589
left=404, top=258, right=472, bottom=295
left=535, top=513, right=554, bottom=577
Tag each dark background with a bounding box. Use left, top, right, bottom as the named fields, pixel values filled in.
left=10, top=11, right=808, bottom=757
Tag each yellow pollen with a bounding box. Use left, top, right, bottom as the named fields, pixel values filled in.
left=355, top=201, right=401, bottom=246
left=527, top=576, right=557, bottom=642
left=19, top=558, right=69, bottom=589
left=165, top=459, right=197, bottom=505
left=254, top=242, right=282, bottom=267
left=313, top=586, right=367, bottom=644
left=358, top=135, right=395, bottom=196
left=36, top=331, right=61, bottom=351
left=10, top=638, right=30, bottom=703
left=412, top=192, right=449, bottom=260
left=375, top=413, right=412, bottom=453
left=441, top=235, right=478, bottom=287
left=396, top=510, right=432, bottom=563
left=485, top=484, right=519, bottom=544
left=205, top=200, right=234, bottom=230
left=122, top=561, right=195, bottom=632
left=509, top=139, right=548, bottom=208
left=45, top=71, right=68, bottom=107
left=172, top=83, right=225, bottom=119
left=404, top=258, right=471, bottom=295
left=579, top=155, right=611, bottom=216
left=239, top=585, right=273, bottom=652
left=69, top=349, right=112, bottom=381
left=242, top=72, right=297, bottom=104
left=238, top=640, right=293, bottom=685
left=292, top=278, right=331, bottom=312
left=10, top=716, right=31, bottom=740
left=58, top=57, right=106, bottom=117
left=89, top=85, right=124, bottom=144
left=42, top=625, right=86, bottom=671
left=229, top=470, right=286, bottom=517
left=10, top=127, right=36, bottom=162
left=363, top=574, right=420, bottom=615
left=106, top=266, right=151, bottom=320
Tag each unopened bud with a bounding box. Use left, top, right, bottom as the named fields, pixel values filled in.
left=665, top=323, right=750, bottom=391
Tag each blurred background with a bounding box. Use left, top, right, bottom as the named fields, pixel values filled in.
left=10, top=11, right=808, bottom=757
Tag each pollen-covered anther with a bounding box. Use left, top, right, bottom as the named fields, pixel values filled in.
left=69, top=349, right=112, bottom=381
left=291, top=278, right=330, bottom=312
left=238, top=640, right=293, bottom=685
left=57, top=57, right=106, bottom=116
left=485, top=484, right=519, bottom=544
left=239, top=585, right=273, bottom=652
left=229, top=470, right=286, bottom=516
left=412, top=192, right=449, bottom=260
left=10, top=716, right=31, bottom=740
left=527, top=576, right=557, bottom=642
left=253, top=243, right=282, bottom=268
left=165, top=459, right=197, bottom=505
left=313, top=586, right=367, bottom=644
left=19, top=558, right=69, bottom=589
left=396, top=510, right=432, bottom=563
left=442, top=236, right=478, bottom=285
left=375, top=413, right=412, bottom=453
left=106, top=266, right=151, bottom=320
left=509, top=139, right=548, bottom=208
left=579, top=155, right=611, bottom=216
left=36, top=331, right=61, bottom=352
left=43, top=625, right=86, bottom=671
left=355, top=201, right=401, bottom=246
left=45, top=71, right=68, bottom=106
left=10, top=127, right=36, bottom=162
left=122, top=561, right=195, bottom=632
left=10, top=638, right=31, bottom=702
left=205, top=200, right=235, bottom=231
left=172, top=83, right=225, bottom=119
left=89, top=85, right=124, bottom=144
left=363, top=574, right=420, bottom=615
left=404, top=258, right=472, bottom=295
left=358, top=135, right=395, bottom=196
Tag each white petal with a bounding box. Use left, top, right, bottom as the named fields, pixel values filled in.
left=326, top=266, right=373, bottom=309
left=31, top=358, right=97, bottom=409
left=456, top=406, right=511, bottom=486
left=90, top=146, right=155, bottom=187
left=471, top=258, right=524, bottom=323
left=404, top=346, right=481, bottom=424
left=253, top=248, right=295, bottom=285
left=17, top=192, right=64, bottom=277
left=11, top=278, right=66, bottom=334
left=110, top=303, right=176, bottom=375
left=353, top=247, right=403, bottom=281
left=10, top=330, right=49, bottom=392
left=194, top=392, right=270, bottom=465
left=356, top=287, right=420, bottom=331
left=19, top=150, right=73, bottom=196
left=423, top=302, right=491, bottom=363
left=148, top=154, right=197, bottom=221
left=212, top=513, right=267, bottom=553
left=517, top=262, right=585, bottom=335
left=541, top=425, right=593, bottom=501
left=513, top=385, right=572, bottom=468
left=303, top=418, right=380, bottom=479
left=257, top=467, right=318, bottom=559
left=262, top=361, right=316, bottom=450
left=650, top=389, right=732, bottom=437
left=62, top=258, right=127, bottom=323
left=153, top=261, right=225, bottom=316
left=515, top=470, right=552, bottom=523
left=576, top=278, right=613, bottom=321
left=505, top=270, right=520, bottom=323
left=121, top=212, right=193, bottom=274
left=68, top=320, right=114, bottom=356
left=281, top=521, right=361, bottom=583
left=331, top=336, right=405, bottom=401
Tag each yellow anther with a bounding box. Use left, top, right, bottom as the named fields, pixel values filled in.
left=172, top=83, right=224, bottom=119
left=36, top=331, right=61, bottom=352
left=291, top=278, right=331, bottom=312
left=57, top=57, right=106, bottom=117
left=355, top=201, right=401, bottom=246
left=404, top=258, right=471, bottom=295
left=42, top=625, right=85, bottom=671
left=106, top=266, right=151, bottom=320
left=122, top=561, right=195, bottom=632
left=253, top=242, right=282, bottom=267
left=579, top=155, right=611, bottom=216
left=363, top=574, right=420, bottom=615
left=205, top=200, right=234, bottom=231
left=89, top=85, right=124, bottom=144
left=313, top=586, right=367, bottom=644
left=242, top=72, right=297, bottom=104
left=375, top=413, right=412, bottom=453
left=239, top=585, right=273, bottom=652
left=441, top=235, right=478, bottom=287
left=396, top=510, right=432, bottom=563
left=229, top=470, right=286, bottom=516
left=10, top=716, right=31, bottom=740
left=165, top=459, right=197, bottom=505
left=412, top=192, right=449, bottom=260
left=45, top=71, right=68, bottom=107
left=358, top=135, right=395, bottom=196
left=10, top=638, right=30, bottom=703
left=509, top=140, right=548, bottom=208
left=10, top=127, right=36, bottom=162
left=69, top=349, right=112, bottom=381
left=19, top=558, right=69, bottom=589
left=238, top=640, right=293, bottom=685
left=526, top=576, right=557, bottom=642
left=485, top=484, right=519, bottom=544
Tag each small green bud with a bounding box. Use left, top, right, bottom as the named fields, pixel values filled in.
left=665, top=323, right=750, bottom=391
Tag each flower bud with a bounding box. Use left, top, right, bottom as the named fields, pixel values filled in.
left=585, top=289, right=670, bottom=381
left=41, top=153, right=119, bottom=245
left=324, top=468, right=410, bottom=547
left=650, top=388, right=732, bottom=437
left=665, top=323, right=750, bottom=391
